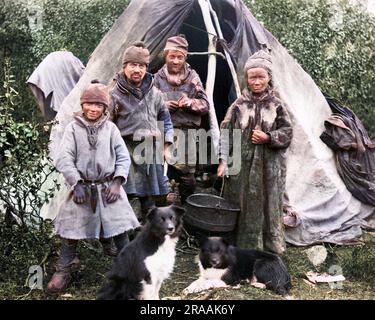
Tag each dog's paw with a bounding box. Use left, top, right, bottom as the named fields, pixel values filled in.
left=184, top=279, right=228, bottom=294
left=250, top=276, right=266, bottom=289
left=207, top=279, right=228, bottom=289
left=183, top=279, right=205, bottom=294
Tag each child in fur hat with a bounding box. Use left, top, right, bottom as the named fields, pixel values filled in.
left=47, top=80, right=139, bottom=294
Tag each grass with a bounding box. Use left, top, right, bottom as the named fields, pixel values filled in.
left=1, top=231, right=375, bottom=300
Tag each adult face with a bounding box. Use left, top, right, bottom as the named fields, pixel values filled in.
left=165, top=50, right=186, bottom=75
left=123, top=62, right=147, bottom=87
left=247, top=67, right=271, bottom=94
left=82, top=102, right=105, bottom=122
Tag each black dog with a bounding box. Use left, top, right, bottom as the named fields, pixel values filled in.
left=184, top=237, right=291, bottom=296
left=98, top=205, right=185, bottom=300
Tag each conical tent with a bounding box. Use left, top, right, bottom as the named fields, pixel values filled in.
left=48, top=0, right=375, bottom=246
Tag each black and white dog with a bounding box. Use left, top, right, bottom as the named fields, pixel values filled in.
left=184, top=237, right=291, bottom=296
left=98, top=205, right=185, bottom=300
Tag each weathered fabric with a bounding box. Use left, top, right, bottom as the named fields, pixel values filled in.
left=123, top=138, right=170, bottom=197
left=321, top=113, right=375, bottom=206
left=220, top=88, right=292, bottom=253
left=154, top=64, right=209, bottom=128
left=110, top=72, right=173, bottom=197
left=54, top=112, right=140, bottom=239
left=27, top=51, right=84, bottom=119
left=110, top=72, right=173, bottom=142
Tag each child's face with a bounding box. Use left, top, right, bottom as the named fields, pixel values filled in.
left=82, top=102, right=105, bottom=122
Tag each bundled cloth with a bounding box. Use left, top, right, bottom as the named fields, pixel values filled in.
left=27, top=51, right=85, bottom=120
left=320, top=97, right=375, bottom=206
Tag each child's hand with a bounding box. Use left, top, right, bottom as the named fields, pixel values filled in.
left=106, top=177, right=124, bottom=203
left=73, top=182, right=86, bottom=204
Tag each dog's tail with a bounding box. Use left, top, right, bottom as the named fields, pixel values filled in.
left=254, top=256, right=292, bottom=296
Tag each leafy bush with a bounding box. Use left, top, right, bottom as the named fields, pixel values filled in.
left=31, top=0, right=129, bottom=64
left=0, top=0, right=129, bottom=122
left=246, top=0, right=375, bottom=136
left=0, top=0, right=129, bottom=288
left=0, top=0, right=39, bottom=122
left=0, top=59, right=56, bottom=285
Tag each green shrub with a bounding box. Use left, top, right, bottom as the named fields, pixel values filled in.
left=246, top=0, right=375, bottom=136
left=0, top=59, right=56, bottom=285
left=0, top=0, right=129, bottom=123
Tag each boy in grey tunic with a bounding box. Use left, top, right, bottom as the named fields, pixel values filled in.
left=47, top=81, right=140, bottom=293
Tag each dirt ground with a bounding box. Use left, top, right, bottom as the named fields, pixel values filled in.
left=1, top=229, right=375, bottom=300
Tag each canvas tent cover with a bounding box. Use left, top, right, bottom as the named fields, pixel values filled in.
left=48, top=0, right=375, bottom=246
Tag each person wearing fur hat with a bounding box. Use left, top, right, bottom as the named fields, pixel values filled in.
left=154, top=35, right=209, bottom=203
left=110, top=42, right=174, bottom=219
left=218, top=50, right=293, bottom=255
left=47, top=81, right=140, bottom=293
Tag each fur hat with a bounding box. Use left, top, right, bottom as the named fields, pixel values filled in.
left=164, top=34, right=188, bottom=56
left=80, top=80, right=110, bottom=108
left=122, top=41, right=150, bottom=66
left=244, top=50, right=272, bottom=75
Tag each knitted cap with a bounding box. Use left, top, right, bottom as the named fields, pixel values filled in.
left=164, top=35, right=188, bottom=56
left=80, top=80, right=110, bottom=108
left=244, top=50, right=272, bottom=75
left=122, top=41, right=150, bottom=66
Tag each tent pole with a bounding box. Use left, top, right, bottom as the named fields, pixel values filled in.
left=188, top=51, right=226, bottom=59
left=197, top=0, right=220, bottom=157
left=207, top=0, right=242, bottom=98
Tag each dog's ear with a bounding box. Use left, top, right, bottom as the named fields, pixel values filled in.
left=171, top=205, right=186, bottom=217
left=196, top=235, right=209, bottom=247
left=220, top=237, right=231, bottom=247
left=146, top=206, right=158, bottom=221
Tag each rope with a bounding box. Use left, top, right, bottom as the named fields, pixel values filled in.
left=182, top=22, right=218, bottom=38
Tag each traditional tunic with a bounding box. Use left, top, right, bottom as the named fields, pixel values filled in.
left=54, top=112, right=140, bottom=239
left=220, top=88, right=293, bottom=254
left=154, top=64, right=209, bottom=175
left=110, top=72, right=173, bottom=196
left=154, top=64, right=209, bottom=128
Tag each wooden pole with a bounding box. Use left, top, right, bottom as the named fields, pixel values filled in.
left=197, top=0, right=220, bottom=157
left=207, top=0, right=242, bottom=98
left=188, top=51, right=226, bottom=59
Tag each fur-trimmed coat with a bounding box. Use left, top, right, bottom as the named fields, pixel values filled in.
left=154, top=64, right=209, bottom=128
left=219, top=88, right=292, bottom=254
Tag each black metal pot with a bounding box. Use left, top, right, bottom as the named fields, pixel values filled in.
left=185, top=193, right=240, bottom=233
